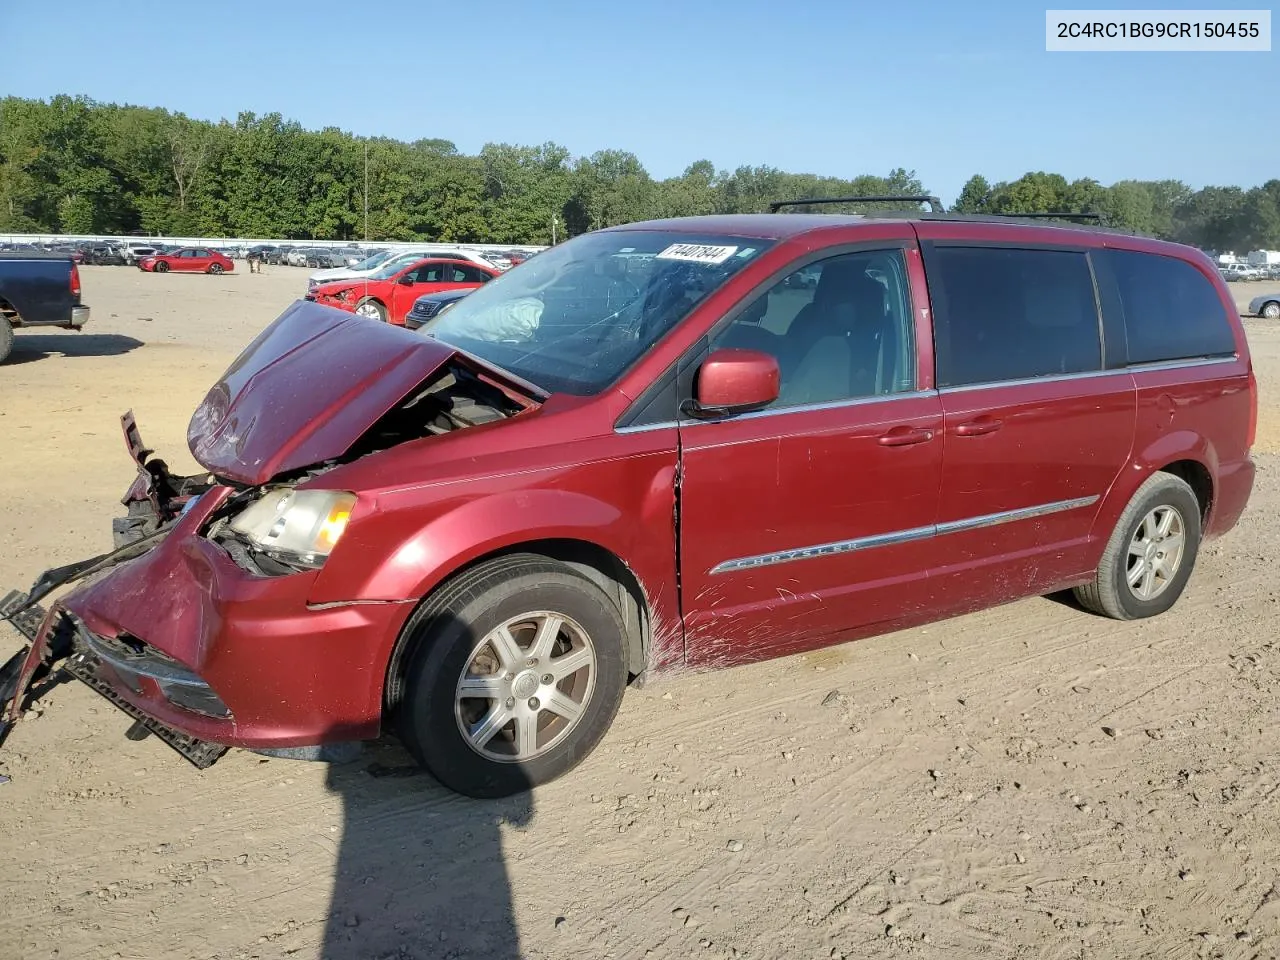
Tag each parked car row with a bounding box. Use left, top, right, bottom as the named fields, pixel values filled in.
left=253, top=245, right=377, bottom=268
left=1219, top=262, right=1280, bottom=282
left=0, top=240, right=179, bottom=265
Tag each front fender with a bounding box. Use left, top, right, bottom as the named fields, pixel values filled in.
left=308, top=461, right=675, bottom=608
left=305, top=439, right=681, bottom=672
left=357, top=489, right=624, bottom=602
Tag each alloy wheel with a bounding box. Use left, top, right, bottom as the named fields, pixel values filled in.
left=1125, top=505, right=1186, bottom=601
left=454, top=611, right=597, bottom=763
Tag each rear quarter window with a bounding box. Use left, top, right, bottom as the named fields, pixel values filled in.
left=1105, top=249, right=1236, bottom=364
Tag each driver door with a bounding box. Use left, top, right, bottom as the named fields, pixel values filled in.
left=677, top=236, right=944, bottom=667
left=389, top=262, right=445, bottom=324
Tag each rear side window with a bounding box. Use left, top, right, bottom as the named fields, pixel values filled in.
left=1105, top=250, right=1236, bottom=364
left=455, top=265, right=492, bottom=283
left=929, top=247, right=1101, bottom=388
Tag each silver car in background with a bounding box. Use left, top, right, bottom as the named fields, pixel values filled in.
left=1249, top=292, right=1280, bottom=320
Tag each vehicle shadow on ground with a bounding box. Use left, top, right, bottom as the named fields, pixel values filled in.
left=1043, top=588, right=1088, bottom=612
left=320, top=614, right=532, bottom=960
left=7, top=333, right=145, bottom=364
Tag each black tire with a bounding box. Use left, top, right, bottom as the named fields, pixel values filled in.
left=154, top=261, right=169, bottom=273
left=354, top=298, right=388, bottom=323
left=0, top=320, right=14, bottom=364
left=1262, top=301, right=1280, bottom=320
left=1074, top=471, right=1202, bottom=620
left=209, top=263, right=223, bottom=275
left=398, top=555, right=628, bottom=798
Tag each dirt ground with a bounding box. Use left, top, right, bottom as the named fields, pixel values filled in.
left=1, top=266, right=1278, bottom=960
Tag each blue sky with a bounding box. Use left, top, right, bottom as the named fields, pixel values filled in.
left=2, top=1, right=1275, bottom=203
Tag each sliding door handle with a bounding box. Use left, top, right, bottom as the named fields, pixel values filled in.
left=878, top=426, right=935, bottom=447
left=953, top=417, right=1003, bottom=437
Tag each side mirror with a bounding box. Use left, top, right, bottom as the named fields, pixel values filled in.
left=686, top=348, right=780, bottom=419
left=397, top=274, right=416, bottom=285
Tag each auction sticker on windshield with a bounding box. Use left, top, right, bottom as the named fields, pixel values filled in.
left=655, top=243, right=739, bottom=265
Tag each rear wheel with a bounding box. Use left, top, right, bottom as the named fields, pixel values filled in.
left=1263, top=301, right=1280, bottom=320
left=398, top=555, right=628, bottom=798
left=354, top=298, right=387, bottom=322
left=1074, top=471, right=1201, bottom=620
left=0, top=320, right=14, bottom=364
left=208, top=263, right=224, bottom=275
left=154, top=261, right=169, bottom=273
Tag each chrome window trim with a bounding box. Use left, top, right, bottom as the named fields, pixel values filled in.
left=613, top=356, right=1240, bottom=434
left=614, top=390, right=937, bottom=435
left=708, top=494, right=1100, bottom=575
left=1126, top=355, right=1239, bottom=374
left=937, top=355, right=1239, bottom=394
left=615, top=419, right=679, bottom=435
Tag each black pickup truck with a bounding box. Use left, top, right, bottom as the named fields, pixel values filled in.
left=0, top=253, right=91, bottom=363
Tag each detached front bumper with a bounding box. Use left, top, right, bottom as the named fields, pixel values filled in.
left=2, top=487, right=415, bottom=764
left=0, top=596, right=229, bottom=768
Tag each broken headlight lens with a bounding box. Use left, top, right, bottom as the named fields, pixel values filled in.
left=227, top=488, right=356, bottom=567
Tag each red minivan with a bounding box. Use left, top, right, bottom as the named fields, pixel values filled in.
left=0, top=209, right=1257, bottom=798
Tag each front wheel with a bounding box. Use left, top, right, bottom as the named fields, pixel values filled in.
left=398, top=555, right=628, bottom=798
left=154, top=261, right=169, bottom=273
left=1074, top=471, right=1201, bottom=620
left=1262, top=301, right=1280, bottom=320
left=354, top=298, right=387, bottom=322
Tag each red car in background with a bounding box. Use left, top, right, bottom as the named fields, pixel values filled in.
left=309, top=256, right=498, bottom=325
left=139, top=247, right=235, bottom=274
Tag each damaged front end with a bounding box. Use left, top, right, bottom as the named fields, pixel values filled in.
left=0, top=301, right=541, bottom=770
left=0, top=410, right=226, bottom=764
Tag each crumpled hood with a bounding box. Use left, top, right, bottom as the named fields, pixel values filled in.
left=188, top=300, right=458, bottom=485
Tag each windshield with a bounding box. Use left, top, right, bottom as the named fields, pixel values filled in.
left=369, top=252, right=427, bottom=280
left=350, top=252, right=389, bottom=271
left=423, top=230, right=772, bottom=395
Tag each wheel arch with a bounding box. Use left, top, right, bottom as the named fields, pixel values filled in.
left=1089, top=427, right=1219, bottom=562
left=1158, top=458, right=1214, bottom=520
left=0, top=295, right=21, bottom=327
left=381, top=537, right=654, bottom=717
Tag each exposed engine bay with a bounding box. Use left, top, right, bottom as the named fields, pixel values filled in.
left=344, top=362, right=525, bottom=460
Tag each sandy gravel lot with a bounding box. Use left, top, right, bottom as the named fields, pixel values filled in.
left=1, top=266, right=1279, bottom=960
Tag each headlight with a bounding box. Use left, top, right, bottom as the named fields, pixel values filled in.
left=227, top=489, right=356, bottom=567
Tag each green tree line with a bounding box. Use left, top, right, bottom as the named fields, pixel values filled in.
left=2, top=95, right=1277, bottom=252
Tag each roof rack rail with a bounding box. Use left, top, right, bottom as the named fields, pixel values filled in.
left=991, top=211, right=1108, bottom=224
left=769, top=195, right=945, bottom=214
